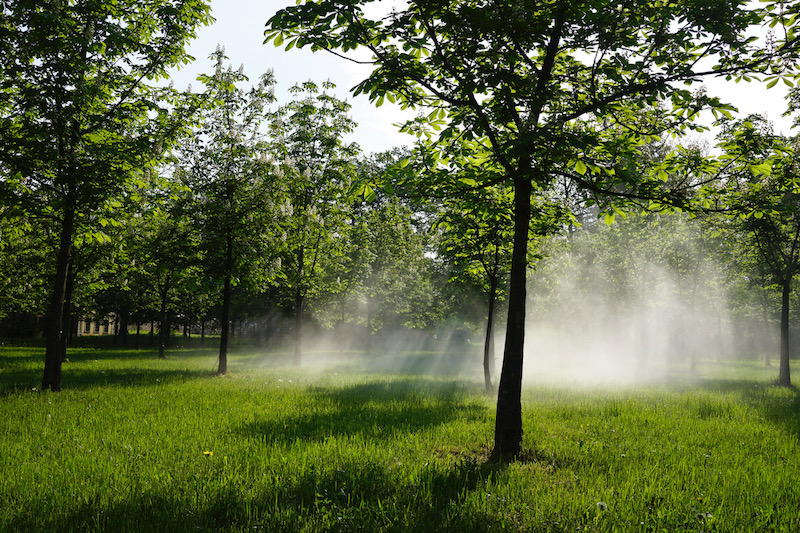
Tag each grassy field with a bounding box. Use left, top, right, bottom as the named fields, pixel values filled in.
left=1, top=341, right=799, bottom=532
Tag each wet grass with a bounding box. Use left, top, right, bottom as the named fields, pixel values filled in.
left=1, top=344, right=799, bottom=531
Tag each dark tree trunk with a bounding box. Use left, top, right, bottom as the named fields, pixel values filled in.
left=119, top=310, right=129, bottom=347
left=218, top=231, right=234, bottom=375
left=294, top=289, right=304, bottom=366
left=149, top=320, right=155, bottom=346
left=218, top=273, right=232, bottom=375
left=294, top=246, right=304, bottom=366
left=762, top=289, right=772, bottom=367
left=201, top=319, right=206, bottom=346
left=42, top=205, right=75, bottom=391
left=9, top=311, right=16, bottom=346
left=484, top=262, right=499, bottom=394
left=491, top=175, right=531, bottom=460
left=779, top=276, right=792, bottom=387
left=135, top=321, right=141, bottom=350
left=158, top=278, right=171, bottom=360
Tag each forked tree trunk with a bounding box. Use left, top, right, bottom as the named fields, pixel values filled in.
left=778, top=276, right=792, bottom=387
left=491, top=175, right=531, bottom=460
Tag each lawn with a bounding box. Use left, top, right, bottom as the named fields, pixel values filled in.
left=1, top=341, right=799, bottom=532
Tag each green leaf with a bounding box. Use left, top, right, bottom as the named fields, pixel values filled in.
left=574, top=160, right=587, bottom=175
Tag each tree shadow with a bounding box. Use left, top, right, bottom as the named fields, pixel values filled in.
left=7, top=456, right=506, bottom=532
left=238, top=379, right=488, bottom=443
left=698, top=377, right=800, bottom=436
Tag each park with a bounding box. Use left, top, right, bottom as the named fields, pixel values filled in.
left=3, top=0, right=800, bottom=530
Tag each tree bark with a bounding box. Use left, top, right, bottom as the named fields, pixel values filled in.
left=218, top=231, right=235, bottom=375
left=218, top=273, right=232, bottom=375
left=491, top=175, right=531, bottom=459
left=41, top=204, right=75, bottom=391
left=778, top=276, right=792, bottom=387
left=158, top=277, right=171, bottom=359
left=294, top=245, right=304, bottom=366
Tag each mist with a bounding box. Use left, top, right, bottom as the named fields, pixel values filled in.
left=235, top=214, right=780, bottom=388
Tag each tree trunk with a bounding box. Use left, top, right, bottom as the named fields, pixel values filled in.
left=294, top=288, right=304, bottom=366
left=778, top=276, right=792, bottom=387
left=42, top=205, right=75, bottom=391
left=158, top=278, right=170, bottom=360
left=484, top=266, right=499, bottom=394
left=119, top=310, right=129, bottom=347
left=201, top=318, right=206, bottom=346
left=294, top=245, right=304, bottom=366
left=149, top=319, right=155, bottom=346
left=218, top=273, right=232, bottom=375
left=218, top=231, right=234, bottom=375
left=9, top=311, right=16, bottom=346
left=491, top=175, right=531, bottom=460
left=135, top=321, right=141, bottom=350
left=762, top=289, right=772, bottom=367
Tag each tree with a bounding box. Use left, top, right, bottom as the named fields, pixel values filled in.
left=717, top=116, right=800, bottom=387
left=0, top=0, right=212, bottom=391
left=270, top=81, right=359, bottom=365
left=179, top=48, right=277, bottom=375
left=267, top=0, right=800, bottom=458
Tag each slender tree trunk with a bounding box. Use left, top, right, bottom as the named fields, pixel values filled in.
left=119, top=310, right=129, bottom=347
left=762, top=289, right=772, bottom=367
left=218, top=232, right=234, bottom=375
left=9, top=311, right=16, bottom=346
left=491, top=175, right=531, bottom=460
left=294, top=246, right=304, bottom=366
left=135, top=321, right=141, bottom=350
left=201, top=318, right=206, bottom=346
left=294, top=288, right=304, bottom=366
left=484, top=268, right=499, bottom=394
left=219, top=273, right=232, bottom=375
left=149, top=319, right=155, bottom=346
left=779, top=276, right=792, bottom=387
left=42, top=205, right=75, bottom=391
left=158, top=278, right=171, bottom=360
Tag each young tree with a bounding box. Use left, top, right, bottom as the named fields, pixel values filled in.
left=717, top=116, right=800, bottom=387
left=267, top=0, right=800, bottom=458
left=271, top=81, right=359, bottom=365
left=180, top=49, right=276, bottom=375
left=0, top=0, right=212, bottom=391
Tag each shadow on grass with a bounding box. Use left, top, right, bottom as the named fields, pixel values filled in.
left=239, top=380, right=489, bottom=443
left=699, top=377, right=800, bottom=436
left=7, top=458, right=505, bottom=532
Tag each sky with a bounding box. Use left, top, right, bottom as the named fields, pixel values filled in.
left=168, top=0, right=798, bottom=155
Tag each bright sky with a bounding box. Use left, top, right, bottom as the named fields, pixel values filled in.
left=168, top=0, right=797, bottom=155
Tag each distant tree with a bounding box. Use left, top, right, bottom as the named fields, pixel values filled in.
left=0, top=0, right=212, bottom=390
left=270, top=81, right=359, bottom=365
left=179, top=49, right=276, bottom=374
left=717, top=116, right=800, bottom=387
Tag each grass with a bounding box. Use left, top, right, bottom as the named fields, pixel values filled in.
left=1, top=342, right=800, bottom=531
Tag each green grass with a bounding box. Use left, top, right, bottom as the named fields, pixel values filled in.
left=1, top=344, right=800, bottom=532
